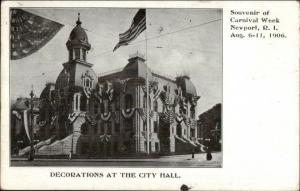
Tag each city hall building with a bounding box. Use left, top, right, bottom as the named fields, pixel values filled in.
left=13, top=17, right=202, bottom=157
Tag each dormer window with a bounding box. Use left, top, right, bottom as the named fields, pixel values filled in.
left=81, top=71, right=93, bottom=88
left=74, top=48, right=80, bottom=59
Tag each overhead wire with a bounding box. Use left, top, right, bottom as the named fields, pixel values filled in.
left=11, top=14, right=221, bottom=82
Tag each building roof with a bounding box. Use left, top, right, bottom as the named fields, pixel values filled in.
left=121, top=54, right=152, bottom=81
left=66, top=14, right=91, bottom=50
left=176, top=76, right=197, bottom=96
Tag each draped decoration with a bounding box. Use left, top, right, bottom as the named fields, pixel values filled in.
left=94, top=92, right=103, bottom=104
left=119, top=79, right=130, bottom=93
left=141, top=81, right=156, bottom=94
left=191, top=96, right=200, bottom=107
left=99, top=134, right=111, bottom=143
left=175, top=113, right=184, bottom=123
left=107, top=88, right=114, bottom=102
left=85, top=115, right=97, bottom=126
left=159, top=106, right=175, bottom=124
left=68, top=112, right=80, bottom=123
left=100, top=112, right=111, bottom=121
left=50, top=115, right=57, bottom=126
left=121, top=108, right=136, bottom=119
left=38, top=120, right=47, bottom=127
left=161, top=91, right=175, bottom=106
left=153, top=89, right=162, bottom=101
left=190, top=118, right=197, bottom=129
left=138, top=108, right=153, bottom=122
left=23, top=109, right=31, bottom=142
left=12, top=110, right=22, bottom=120
left=184, top=117, right=191, bottom=128
left=83, top=87, right=92, bottom=99
left=10, top=9, right=64, bottom=60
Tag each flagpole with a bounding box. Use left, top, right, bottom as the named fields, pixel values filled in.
left=145, top=10, right=150, bottom=155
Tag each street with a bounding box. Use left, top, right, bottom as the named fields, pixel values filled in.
left=11, top=152, right=222, bottom=167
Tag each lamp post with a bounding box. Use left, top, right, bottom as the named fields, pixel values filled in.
left=28, top=87, right=35, bottom=161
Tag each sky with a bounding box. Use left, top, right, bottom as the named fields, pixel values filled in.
left=10, top=8, right=222, bottom=115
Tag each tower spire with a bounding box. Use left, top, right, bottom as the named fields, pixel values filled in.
left=76, top=13, right=81, bottom=25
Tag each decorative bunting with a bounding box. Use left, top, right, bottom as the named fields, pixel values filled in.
left=50, top=115, right=57, bottom=126
left=38, top=120, right=47, bottom=127
left=121, top=108, right=136, bottom=119
left=12, top=110, right=22, bottom=120
left=138, top=108, right=153, bottom=122
left=99, top=134, right=111, bottom=143
left=153, top=89, right=162, bottom=101
left=68, top=112, right=80, bottom=123
left=100, top=112, right=111, bottom=121
left=159, top=106, right=175, bottom=124
left=175, top=113, right=183, bottom=123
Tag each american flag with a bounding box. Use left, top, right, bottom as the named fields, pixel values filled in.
left=113, top=9, right=146, bottom=51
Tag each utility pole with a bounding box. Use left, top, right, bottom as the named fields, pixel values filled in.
left=28, top=85, right=35, bottom=161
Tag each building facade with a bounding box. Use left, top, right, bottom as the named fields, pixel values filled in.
left=12, top=16, right=202, bottom=157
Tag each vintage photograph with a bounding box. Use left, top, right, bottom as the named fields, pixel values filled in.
left=10, top=8, right=222, bottom=167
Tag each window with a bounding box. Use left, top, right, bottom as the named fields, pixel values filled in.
left=81, top=123, right=88, bottom=135
left=190, top=107, right=195, bottom=118
left=94, top=123, right=98, bottom=134
left=115, top=123, right=120, bottom=133
left=94, top=104, right=98, bottom=114
left=82, top=49, right=86, bottom=60
left=108, top=102, right=113, bottom=112
left=100, top=123, right=104, bottom=134
left=115, top=97, right=120, bottom=111
left=74, top=48, right=80, bottom=59
left=100, top=103, right=105, bottom=113
left=85, top=79, right=89, bottom=87
left=69, top=49, right=73, bottom=60
left=125, top=94, right=133, bottom=109
left=125, top=119, right=132, bottom=131
left=155, top=142, right=159, bottom=152
left=107, top=122, right=112, bottom=135
left=154, top=100, right=158, bottom=112
left=184, top=129, right=186, bottom=135
left=154, top=121, right=158, bottom=133
left=143, top=122, right=146, bottom=131
left=80, top=96, right=87, bottom=111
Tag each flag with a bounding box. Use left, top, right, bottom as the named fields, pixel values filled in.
left=10, top=9, right=64, bottom=60
left=113, top=9, right=146, bottom=51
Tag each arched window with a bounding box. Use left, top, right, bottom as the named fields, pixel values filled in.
left=125, top=119, right=133, bottom=131
left=99, top=102, right=104, bottom=113
left=190, top=107, right=195, bottom=118
left=80, top=95, right=87, bottom=111
left=115, top=97, right=120, bottom=111
left=81, top=123, right=88, bottom=135
left=82, top=49, right=86, bottom=60
left=74, top=48, right=80, bottom=59
left=143, top=96, right=151, bottom=109
left=94, top=104, right=98, bottom=114
left=125, top=94, right=133, bottom=109
left=154, top=100, right=158, bottom=112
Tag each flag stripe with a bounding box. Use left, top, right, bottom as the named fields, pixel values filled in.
left=113, top=9, right=146, bottom=51
left=118, top=22, right=146, bottom=44
left=119, top=16, right=146, bottom=39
